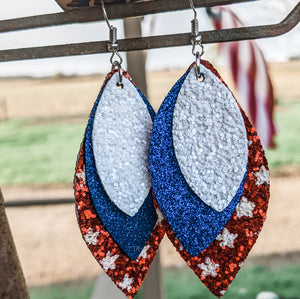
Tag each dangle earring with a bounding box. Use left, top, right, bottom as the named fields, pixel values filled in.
left=149, top=0, right=270, bottom=297
left=74, top=2, right=164, bottom=297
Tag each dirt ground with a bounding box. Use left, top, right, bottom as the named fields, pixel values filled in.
left=1, top=61, right=299, bottom=120
left=1, top=61, right=300, bottom=287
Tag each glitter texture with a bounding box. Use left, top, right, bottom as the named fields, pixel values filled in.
left=118, top=274, right=134, bottom=291
left=75, top=144, right=165, bottom=298
left=156, top=60, right=270, bottom=298
left=149, top=62, right=246, bottom=257
left=236, top=196, right=255, bottom=218
left=100, top=251, right=119, bottom=271
left=198, top=257, right=219, bottom=277
left=92, top=73, right=152, bottom=217
left=254, top=165, right=270, bottom=186
left=84, top=227, right=100, bottom=245
left=173, top=64, right=248, bottom=212
left=85, top=70, right=157, bottom=260
left=216, top=228, right=238, bottom=248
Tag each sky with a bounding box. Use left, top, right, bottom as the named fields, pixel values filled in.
left=0, top=0, right=299, bottom=77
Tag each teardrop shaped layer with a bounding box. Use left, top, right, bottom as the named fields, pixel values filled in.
left=75, top=144, right=165, bottom=298
left=93, top=72, right=153, bottom=217
left=85, top=70, right=157, bottom=260
left=173, top=65, right=248, bottom=211
left=149, top=61, right=247, bottom=257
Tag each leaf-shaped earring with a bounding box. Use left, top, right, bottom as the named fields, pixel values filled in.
left=74, top=5, right=164, bottom=298
left=149, top=3, right=270, bottom=297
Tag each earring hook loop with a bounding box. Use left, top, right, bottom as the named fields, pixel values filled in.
left=110, top=52, right=123, bottom=66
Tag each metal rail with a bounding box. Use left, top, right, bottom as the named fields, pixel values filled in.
left=4, top=198, right=74, bottom=207
left=0, top=2, right=299, bottom=62
left=0, top=0, right=256, bottom=33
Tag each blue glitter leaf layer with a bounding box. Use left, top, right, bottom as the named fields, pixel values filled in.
left=85, top=73, right=157, bottom=260
left=149, top=66, right=247, bottom=257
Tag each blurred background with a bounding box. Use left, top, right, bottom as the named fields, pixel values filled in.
left=0, top=0, right=299, bottom=298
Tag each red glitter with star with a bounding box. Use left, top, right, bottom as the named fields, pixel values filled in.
left=155, top=60, right=270, bottom=298
left=75, top=146, right=164, bottom=298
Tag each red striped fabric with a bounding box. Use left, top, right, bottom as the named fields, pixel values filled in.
left=207, top=7, right=276, bottom=148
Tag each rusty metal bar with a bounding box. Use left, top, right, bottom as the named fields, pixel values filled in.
left=0, top=2, right=298, bottom=63
left=4, top=198, right=74, bottom=207
left=0, top=0, right=257, bottom=33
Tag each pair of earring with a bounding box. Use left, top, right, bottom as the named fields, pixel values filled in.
left=74, top=2, right=270, bottom=298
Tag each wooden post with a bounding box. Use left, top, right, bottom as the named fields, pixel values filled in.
left=124, top=17, right=164, bottom=299
left=0, top=188, right=29, bottom=299
left=142, top=252, right=164, bottom=299
left=123, top=17, right=148, bottom=96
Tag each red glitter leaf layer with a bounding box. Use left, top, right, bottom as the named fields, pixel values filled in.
left=156, top=60, right=270, bottom=298
left=75, top=145, right=164, bottom=298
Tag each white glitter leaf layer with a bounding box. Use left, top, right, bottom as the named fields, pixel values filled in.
left=92, top=73, right=152, bottom=217
left=172, top=65, right=248, bottom=212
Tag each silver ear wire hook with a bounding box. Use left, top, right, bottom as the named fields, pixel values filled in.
left=189, top=0, right=205, bottom=81
left=189, top=0, right=197, bottom=20
left=101, top=0, right=111, bottom=29
left=101, top=0, right=123, bottom=88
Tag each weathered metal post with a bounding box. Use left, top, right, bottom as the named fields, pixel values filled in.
left=124, top=17, right=164, bottom=299
left=0, top=188, right=29, bottom=299
left=123, top=17, right=148, bottom=95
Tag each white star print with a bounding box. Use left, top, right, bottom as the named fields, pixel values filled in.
left=138, top=245, right=150, bottom=259
left=99, top=251, right=119, bottom=271
left=83, top=227, right=99, bottom=245
left=198, top=257, right=219, bottom=277
left=156, top=208, right=164, bottom=222
left=118, top=274, right=134, bottom=291
left=216, top=228, right=238, bottom=248
left=236, top=197, right=255, bottom=218
left=254, top=165, right=270, bottom=186
left=179, top=243, right=184, bottom=251
left=76, top=170, right=86, bottom=184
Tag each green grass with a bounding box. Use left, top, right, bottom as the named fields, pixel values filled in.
left=0, top=118, right=85, bottom=186
left=0, top=99, right=299, bottom=186
left=29, top=265, right=300, bottom=299
left=164, top=265, right=300, bottom=299
left=30, top=280, right=94, bottom=299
